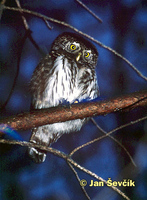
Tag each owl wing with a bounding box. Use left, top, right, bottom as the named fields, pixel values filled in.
left=78, top=67, right=99, bottom=101
left=29, top=55, right=55, bottom=162
left=30, top=54, right=53, bottom=109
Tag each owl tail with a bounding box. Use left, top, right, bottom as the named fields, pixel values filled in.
left=28, top=145, right=46, bottom=163
left=28, top=127, right=49, bottom=163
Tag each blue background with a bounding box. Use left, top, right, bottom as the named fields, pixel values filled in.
left=0, top=0, right=147, bottom=200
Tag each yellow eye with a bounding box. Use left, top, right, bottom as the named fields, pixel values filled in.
left=70, top=44, right=76, bottom=50
left=85, top=52, right=90, bottom=57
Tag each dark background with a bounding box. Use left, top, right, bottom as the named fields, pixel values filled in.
left=0, top=0, right=147, bottom=200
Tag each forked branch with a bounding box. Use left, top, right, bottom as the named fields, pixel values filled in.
left=0, top=139, right=130, bottom=200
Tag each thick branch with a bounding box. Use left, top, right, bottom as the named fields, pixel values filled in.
left=0, top=91, right=146, bottom=132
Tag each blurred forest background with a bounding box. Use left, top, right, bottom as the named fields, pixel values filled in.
left=0, top=0, right=147, bottom=200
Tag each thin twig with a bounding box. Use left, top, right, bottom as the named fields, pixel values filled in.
left=75, top=0, right=102, bottom=23
left=0, top=30, right=43, bottom=110
left=1, top=0, right=6, bottom=5
left=0, top=31, right=30, bottom=110
left=67, top=162, right=91, bottom=200
left=0, top=4, right=44, bottom=110
left=0, top=0, right=6, bottom=20
left=43, top=17, right=53, bottom=30
left=3, top=6, right=147, bottom=81
left=0, top=139, right=130, bottom=200
left=91, top=118, right=136, bottom=167
left=14, top=0, right=44, bottom=55
left=69, top=115, right=147, bottom=157
left=15, top=0, right=29, bottom=30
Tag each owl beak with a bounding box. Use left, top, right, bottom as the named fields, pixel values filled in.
left=76, top=53, right=82, bottom=62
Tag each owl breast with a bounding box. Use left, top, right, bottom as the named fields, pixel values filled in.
left=34, top=55, right=91, bottom=133
left=35, top=55, right=90, bottom=109
left=33, top=54, right=98, bottom=135
left=46, top=55, right=80, bottom=106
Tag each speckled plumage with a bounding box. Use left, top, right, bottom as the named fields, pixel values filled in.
left=28, top=32, right=99, bottom=163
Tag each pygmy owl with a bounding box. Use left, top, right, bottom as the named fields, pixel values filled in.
left=28, top=32, right=99, bottom=163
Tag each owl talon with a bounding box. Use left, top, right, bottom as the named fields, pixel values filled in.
left=28, top=147, right=46, bottom=163
left=59, top=99, right=71, bottom=108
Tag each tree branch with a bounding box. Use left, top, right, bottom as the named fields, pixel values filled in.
left=69, top=115, right=147, bottom=157
left=3, top=6, right=147, bottom=81
left=15, top=0, right=29, bottom=30
left=67, top=162, right=91, bottom=200
left=90, top=118, right=136, bottom=167
left=75, top=0, right=102, bottom=23
left=0, top=91, right=146, bottom=134
left=0, top=139, right=130, bottom=200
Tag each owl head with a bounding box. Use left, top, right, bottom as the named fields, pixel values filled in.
left=51, top=32, right=98, bottom=67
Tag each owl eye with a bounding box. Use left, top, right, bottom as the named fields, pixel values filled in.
left=84, top=52, right=90, bottom=58
left=83, top=50, right=91, bottom=60
left=66, top=42, right=80, bottom=53
left=70, top=44, right=76, bottom=50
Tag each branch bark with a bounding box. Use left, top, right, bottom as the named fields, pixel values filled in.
left=0, top=91, right=147, bottom=133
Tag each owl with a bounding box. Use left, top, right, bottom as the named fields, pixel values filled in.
left=28, top=32, right=99, bottom=163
